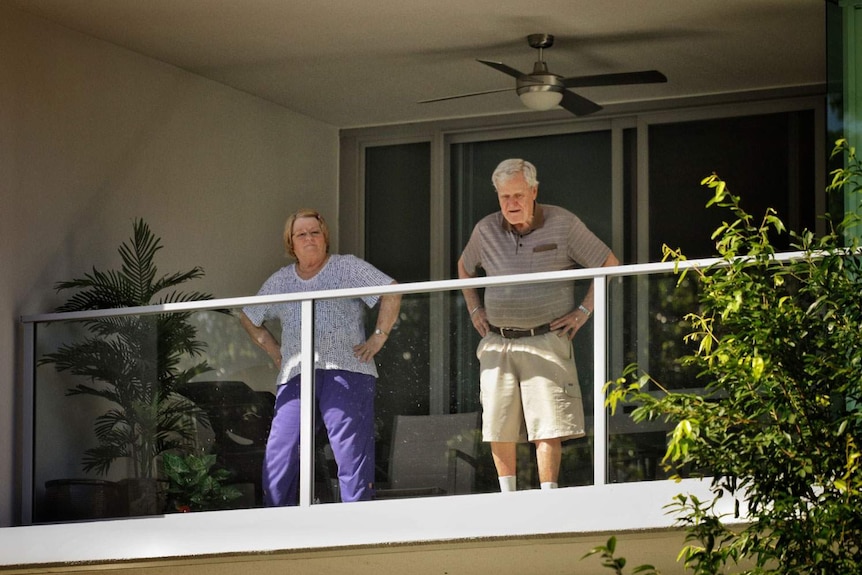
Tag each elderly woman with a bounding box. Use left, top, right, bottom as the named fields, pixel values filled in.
left=240, top=208, right=401, bottom=506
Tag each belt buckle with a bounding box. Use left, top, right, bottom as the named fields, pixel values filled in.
left=499, top=327, right=516, bottom=338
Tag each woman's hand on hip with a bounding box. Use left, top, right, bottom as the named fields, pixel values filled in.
left=354, top=333, right=386, bottom=363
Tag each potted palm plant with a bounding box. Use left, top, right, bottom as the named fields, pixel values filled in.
left=40, top=219, right=214, bottom=517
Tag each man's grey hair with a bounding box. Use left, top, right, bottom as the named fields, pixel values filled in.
left=491, top=159, right=539, bottom=190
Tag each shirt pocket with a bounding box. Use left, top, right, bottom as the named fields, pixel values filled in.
left=530, top=243, right=561, bottom=272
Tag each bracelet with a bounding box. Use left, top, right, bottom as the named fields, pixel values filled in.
left=469, top=305, right=483, bottom=317
left=373, top=328, right=389, bottom=337
left=578, top=304, right=592, bottom=317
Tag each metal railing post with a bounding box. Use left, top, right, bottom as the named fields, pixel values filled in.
left=592, top=276, right=608, bottom=486
left=298, top=299, right=315, bottom=506
left=20, top=321, right=35, bottom=525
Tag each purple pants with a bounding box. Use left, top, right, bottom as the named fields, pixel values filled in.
left=263, top=369, right=376, bottom=506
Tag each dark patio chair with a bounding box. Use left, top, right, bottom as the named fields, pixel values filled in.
left=375, top=411, right=480, bottom=500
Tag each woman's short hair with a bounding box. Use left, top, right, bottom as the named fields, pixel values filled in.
left=491, top=159, right=539, bottom=190
left=283, top=208, right=330, bottom=259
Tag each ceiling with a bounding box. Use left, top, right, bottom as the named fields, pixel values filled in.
left=10, top=0, right=827, bottom=129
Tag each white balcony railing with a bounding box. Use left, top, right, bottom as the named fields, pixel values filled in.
left=8, top=255, right=779, bottom=567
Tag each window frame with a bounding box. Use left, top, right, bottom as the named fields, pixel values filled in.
left=341, top=90, right=826, bottom=418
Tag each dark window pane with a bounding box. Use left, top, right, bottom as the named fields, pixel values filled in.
left=365, top=143, right=431, bottom=282
left=648, top=111, right=815, bottom=260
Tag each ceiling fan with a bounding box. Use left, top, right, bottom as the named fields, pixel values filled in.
left=419, top=33, right=667, bottom=116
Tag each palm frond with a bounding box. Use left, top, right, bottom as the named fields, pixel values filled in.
left=119, top=219, right=162, bottom=303
left=55, top=269, right=138, bottom=311
left=151, top=272, right=208, bottom=298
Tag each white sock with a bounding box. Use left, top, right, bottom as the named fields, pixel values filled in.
left=540, top=482, right=558, bottom=490
left=498, top=475, right=516, bottom=492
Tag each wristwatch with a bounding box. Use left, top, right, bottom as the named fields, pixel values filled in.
left=374, top=328, right=389, bottom=337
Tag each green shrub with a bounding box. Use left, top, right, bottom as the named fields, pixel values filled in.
left=600, top=139, right=862, bottom=574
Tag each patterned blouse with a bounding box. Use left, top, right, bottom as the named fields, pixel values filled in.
left=243, top=254, right=393, bottom=383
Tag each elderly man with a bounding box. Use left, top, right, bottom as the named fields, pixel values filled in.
left=458, top=158, right=619, bottom=492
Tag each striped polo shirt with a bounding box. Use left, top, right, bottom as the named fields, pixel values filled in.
left=460, top=204, right=610, bottom=329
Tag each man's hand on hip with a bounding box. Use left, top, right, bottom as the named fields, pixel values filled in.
left=550, top=308, right=590, bottom=340
left=471, top=307, right=489, bottom=337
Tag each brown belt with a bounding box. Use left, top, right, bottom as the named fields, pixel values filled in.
left=488, top=323, right=552, bottom=339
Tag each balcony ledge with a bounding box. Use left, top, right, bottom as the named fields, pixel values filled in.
left=1, top=478, right=741, bottom=574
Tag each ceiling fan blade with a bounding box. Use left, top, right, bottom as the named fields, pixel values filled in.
left=562, top=70, right=668, bottom=88
left=559, top=90, right=603, bottom=116
left=418, top=87, right=514, bottom=104
left=477, top=59, right=528, bottom=79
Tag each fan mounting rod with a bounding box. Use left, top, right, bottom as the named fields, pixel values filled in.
left=526, top=34, right=554, bottom=74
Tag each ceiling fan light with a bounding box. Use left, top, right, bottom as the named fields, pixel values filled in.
left=518, top=88, right=563, bottom=111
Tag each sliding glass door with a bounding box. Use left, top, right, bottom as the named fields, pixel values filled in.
left=353, top=96, right=823, bottom=489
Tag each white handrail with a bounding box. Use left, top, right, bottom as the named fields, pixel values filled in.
left=17, top=250, right=810, bottom=324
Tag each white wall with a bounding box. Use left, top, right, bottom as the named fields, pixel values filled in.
left=0, top=4, right=339, bottom=526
